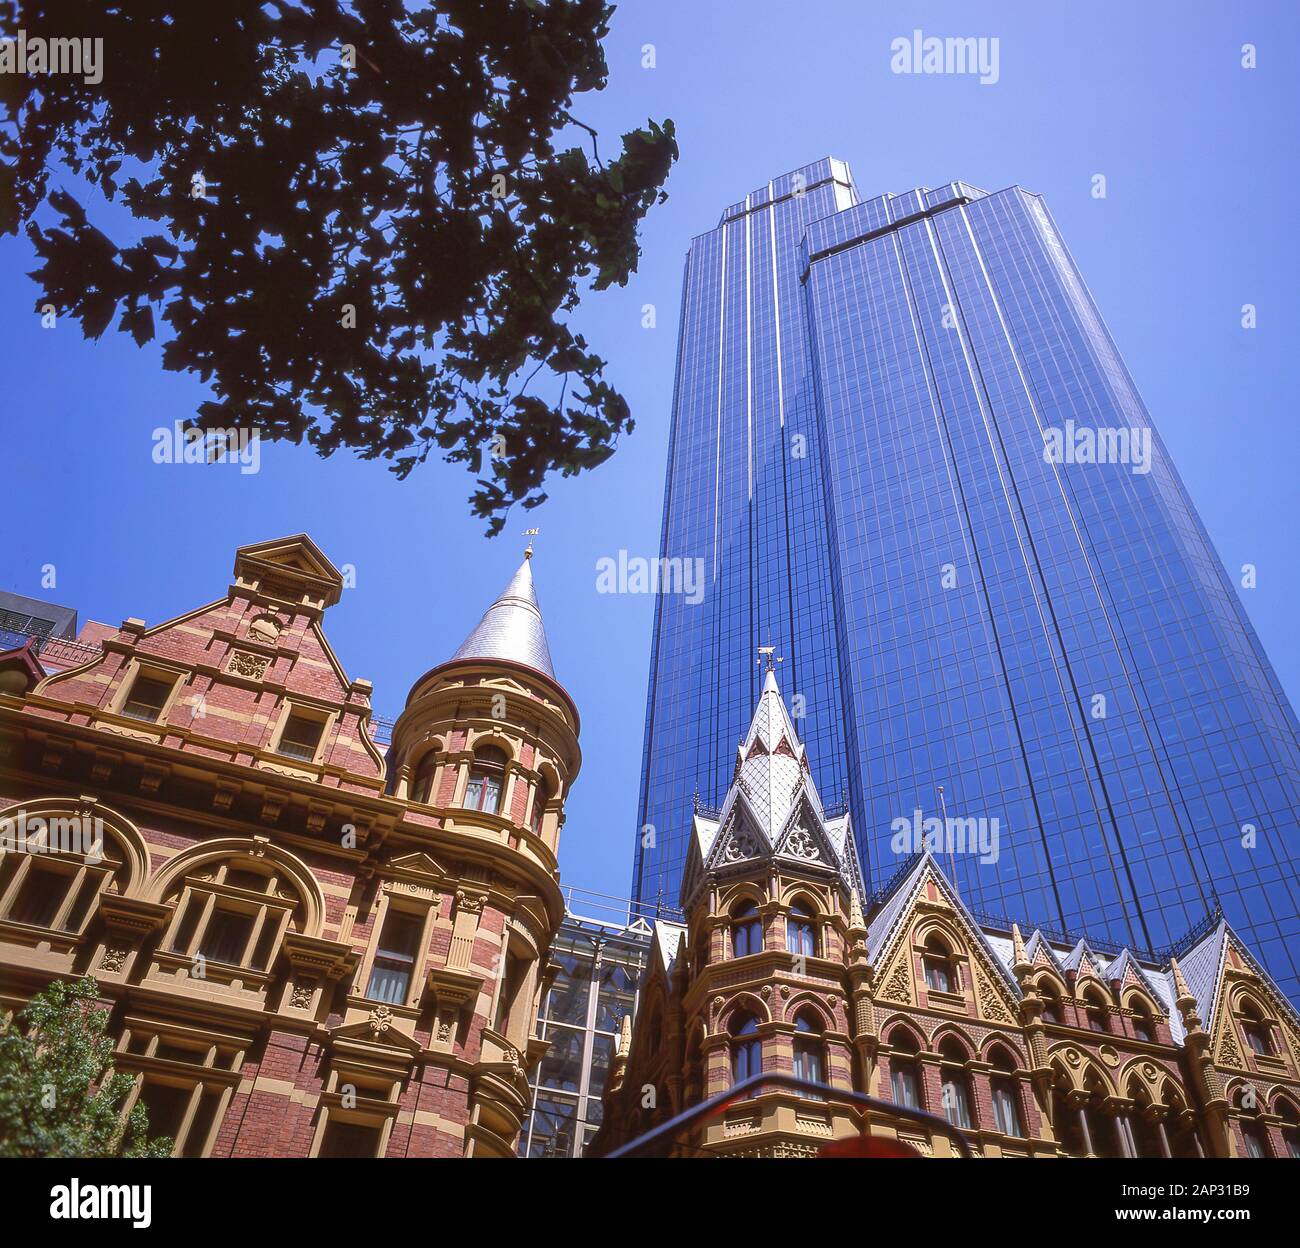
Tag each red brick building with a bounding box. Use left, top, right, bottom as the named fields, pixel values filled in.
left=0, top=535, right=580, bottom=1157
left=598, top=668, right=1300, bottom=1158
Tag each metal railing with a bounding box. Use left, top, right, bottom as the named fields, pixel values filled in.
left=599, top=1070, right=974, bottom=1158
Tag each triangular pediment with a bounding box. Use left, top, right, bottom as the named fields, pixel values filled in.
left=387, top=851, right=448, bottom=879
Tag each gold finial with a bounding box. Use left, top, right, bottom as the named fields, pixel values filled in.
left=522, top=527, right=539, bottom=558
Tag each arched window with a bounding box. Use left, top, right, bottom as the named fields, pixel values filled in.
left=0, top=829, right=129, bottom=934
left=1130, top=999, right=1156, bottom=1043
left=729, top=1012, right=762, bottom=1085
left=1276, top=1101, right=1300, bottom=1160
left=410, top=753, right=438, bottom=805
left=989, top=1047, right=1024, bottom=1137
left=1238, top=1000, right=1275, bottom=1056
left=1039, top=981, right=1063, bottom=1024
left=163, top=858, right=302, bottom=974
left=792, top=1011, right=825, bottom=1095
left=529, top=777, right=550, bottom=836
left=731, top=901, right=763, bottom=958
left=1083, top=987, right=1111, bottom=1032
left=463, top=746, right=507, bottom=814
left=939, top=1038, right=974, bottom=1130
left=923, top=934, right=957, bottom=994
left=786, top=899, right=818, bottom=958
left=888, top=1029, right=921, bottom=1109
left=1236, top=1092, right=1272, bottom=1159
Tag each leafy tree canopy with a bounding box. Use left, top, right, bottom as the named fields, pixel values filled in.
left=0, top=0, right=677, bottom=532
left=0, top=976, right=171, bottom=1157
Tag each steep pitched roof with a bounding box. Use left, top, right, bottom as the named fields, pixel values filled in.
left=450, top=553, right=556, bottom=680
left=865, top=851, right=1021, bottom=999
left=680, top=670, right=863, bottom=907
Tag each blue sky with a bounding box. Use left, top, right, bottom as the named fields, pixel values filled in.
left=2, top=1, right=1296, bottom=907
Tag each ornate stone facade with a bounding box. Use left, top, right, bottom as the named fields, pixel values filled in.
left=597, top=672, right=1300, bottom=1159
left=0, top=535, right=579, bottom=1157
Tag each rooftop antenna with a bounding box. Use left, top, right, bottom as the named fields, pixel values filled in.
left=937, top=783, right=958, bottom=897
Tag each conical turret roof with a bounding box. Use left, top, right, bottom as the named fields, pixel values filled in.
left=450, top=553, right=556, bottom=680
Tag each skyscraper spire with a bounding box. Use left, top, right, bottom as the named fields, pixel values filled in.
left=450, top=553, right=556, bottom=680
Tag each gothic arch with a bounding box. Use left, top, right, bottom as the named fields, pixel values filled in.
left=930, top=1024, right=977, bottom=1059
left=910, top=915, right=967, bottom=958
left=1120, top=985, right=1162, bottom=1017
left=1271, top=1089, right=1300, bottom=1118
left=1118, top=1057, right=1172, bottom=1105
left=982, top=1037, right=1028, bottom=1069
left=782, top=992, right=833, bottom=1030
left=0, top=796, right=150, bottom=897
left=879, top=1015, right=927, bottom=1052
left=720, top=881, right=767, bottom=913
left=466, top=729, right=517, bottom=764
left=781, top=885, right=826, bottom=915
left=1029, top=968, right=1068, bottom=997
left=1048, top=1045, right=1116, bottom=1098
left=145, top=837, right=326, bottom=936
left=719, top=992, right=771, bottom=1033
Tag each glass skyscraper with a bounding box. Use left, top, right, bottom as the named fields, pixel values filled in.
left=634, top=158, right=1300, bottom=1002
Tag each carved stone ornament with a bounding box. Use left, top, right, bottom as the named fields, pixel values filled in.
left=784, top=827, right=819, bottom=861
left=724, top=830, right=757, bottom=862
left=248, top=615, right=282, bottom=643
left=455, top=889, right=484, bottom=915
left=290, top=981, right=315, bottom=1009
left=367, top=1005, right=393, bottom=1036
left=226, top=650, right=270, bottom=680
left=99, top=945, right=130, bottom=973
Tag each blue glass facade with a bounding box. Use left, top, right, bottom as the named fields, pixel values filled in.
left=634, top=160, right=1300, bottom=1002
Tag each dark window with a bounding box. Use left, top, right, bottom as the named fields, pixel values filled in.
left=411, top=755, right=437, bottom=805
left=9, top=867, right=71, bottom=927
left=786, top=900, right=817, bottom=958
left=318, top=1120, right=383, bottom=1158
left=530, top=779, right=549, bottom=836
left=992, top=1078, right=1023, bottom=1136
left=1040, top=986, right=1062, bottom=1024
left=1239, top=1003, right=1274, bottom=1056
left=1240, top=1120, right=1270, bottom=1159
left=1084, top=991, right=1110, bottom=1032
left=122, top=674, right=173, bottom=722
left=792, top=1012, right=824, bottom=1097
left=135, top=1081, right=192, bottom=1146
left=889, top=1031, right=921, bottom=1109
left=494, top=951, right=528, bottom=1032
left=464, top=747, right=507, bottom=813
left=732, top=901, right=763, bottom=958
left=366, top=910, right=423, bottom=1005
left=278, top=713, right=324, bottom=761
left=729, top=1012, right=762, bottom=1084
left=199, top=909, right=254, bottom=965
left=1131, top=1005, right=1156, bottom=1043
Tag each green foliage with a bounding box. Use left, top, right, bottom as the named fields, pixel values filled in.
left=0, top=0, right=677, bottom=532
left=0, top=976, right=172, bottom=1158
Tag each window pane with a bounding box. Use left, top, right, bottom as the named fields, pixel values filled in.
left=200, top=909, right=254, bottom=965
left=123, top=676, right=173, bottom=721
left=9, top=869, right=71, bottom=927
left=318, top=1120, right=382, bottom=1158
